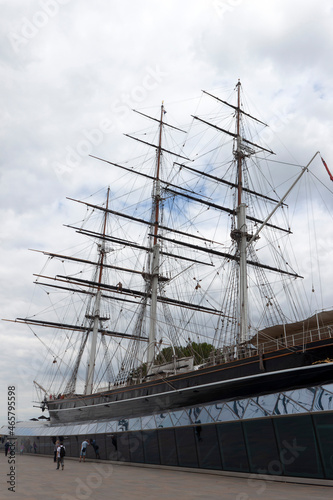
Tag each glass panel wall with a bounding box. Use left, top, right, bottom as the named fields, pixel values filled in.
left=105, top=433, right=119, bottom=461
left=117, top=432, right=131, bottom=462
left=274, top=415, right=323, bottom=478
left=128, top=431, right=145, bottom=463
left=142, top=430, right=160, bottom=465
left=243, top=419, right=281, bottom=475
left=217, top=421, right=249, bottom=472
left=313, top=413, right=333, bottom=479
left=11, top=382, right=333, bottom=480
left=195, top=424, right=222, bottom=470
left=158, top=428, right=178, bottom=466
left=175, top=427, right=198, bottom=468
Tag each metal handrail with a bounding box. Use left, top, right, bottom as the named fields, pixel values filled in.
left=259, top=325, right=333, bottom=354
left=204, top=324, right=333, bottom=367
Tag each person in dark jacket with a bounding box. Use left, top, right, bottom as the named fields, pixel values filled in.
left=53, top=440, right=59, bottom=462
left=90, top=439, right=100, bottom=459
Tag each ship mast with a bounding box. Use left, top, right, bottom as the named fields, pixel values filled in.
left=235, top=80, right=249, bottom=344
left=147, top=102, right=164, bottom=374
left=85, top=188, right=110, bottom=395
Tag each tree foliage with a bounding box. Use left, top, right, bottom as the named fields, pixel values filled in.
left=129, top=341, right=215, bottom=381
left=155, top=341, right=215, bottom=365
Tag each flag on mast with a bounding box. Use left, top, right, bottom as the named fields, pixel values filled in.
left=321, top=156, right=333, bottom=181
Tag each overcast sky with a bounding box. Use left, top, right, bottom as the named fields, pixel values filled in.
left=1, top=0, right=333, bottom=425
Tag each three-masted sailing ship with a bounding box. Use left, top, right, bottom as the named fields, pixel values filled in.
left=11, top=81, right=333, bottom=424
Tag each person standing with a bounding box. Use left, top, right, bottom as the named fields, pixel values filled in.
left=4, top=441, right=9, bottom=456
left=53, top=440, right=60, bottom=463
left=79, top=439, right=89, bottom=462
left=56, top=443, right=66, bottom=470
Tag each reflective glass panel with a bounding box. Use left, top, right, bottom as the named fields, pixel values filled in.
left=95, top=422, right=107, bottom=434
left=171, top=410, right=191, bottom=427
left=251, top=394, right=278, bottom=415
left=142, top=430, right=160, bottom=464
left=155, top=413, right=173, bottom=429
left=158, top=428, right=178, bottom=466
left=141, top=415, right=156, bottom=430
left=117, top=418, right=129, bottom=432
left=217, top=421, right=249, bottom=472
left=313, top=413, right=333, bottom=479
left=195, top=424, right=222, bottom=470
left=117, top=432, right=131, bottom=462
left=243, top=400, right=269, bottom=419
left=218, top=404, right=239, bottom=422
left=78, top=424, right=90, bottom=435
left=243, top=419, right=281, bottom=475
left=313, top=387, right=333, bottom=411
left=49, top=426, right=61, bottom=435
left=128, top=418, right=141, bottom=431
left=205, top=403, right=223, bottom=421
left=106, top=421, right=117, bottom=432
left=283, top=387, right=316, bottom=411
left=44, top=437, right=54, bottom=455
left=274, top=415, right=323, bottom=478
left=105, top=433, right=118, bottom=461
left=175, top=427, right=198, bottom=468
left=128, top=431, right=145, bottom=463
left=63, top=425, right=74, bottom=435
left=93, top=435, right=106, bottom=460
left=228, top=399, right=248, bottom=419
left=321, top=383, right=333, bottom=392
left=69, top=436, right=79, bottom=457
left=274, top=395, right=306, bottom=416
left=189, top=407, right=212, bottom=425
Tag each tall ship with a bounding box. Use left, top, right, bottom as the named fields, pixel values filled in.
left=7, top=82, right=333, bottom=479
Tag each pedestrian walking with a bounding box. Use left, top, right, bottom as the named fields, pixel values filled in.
left=56, top=443, right=66, bottom=470
left=4, top=441, right=9, bottom=456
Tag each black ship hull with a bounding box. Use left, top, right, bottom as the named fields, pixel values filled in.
left=47, top=337, right=333, bottom=424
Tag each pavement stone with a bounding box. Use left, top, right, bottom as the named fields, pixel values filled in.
left=0, top=454, right=332, bottom=500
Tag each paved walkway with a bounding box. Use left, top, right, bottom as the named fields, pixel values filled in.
left=0, top=454, right=332, bottom=499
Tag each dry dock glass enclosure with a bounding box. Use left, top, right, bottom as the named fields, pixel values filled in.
left=7, top=382, right=333, bottom=480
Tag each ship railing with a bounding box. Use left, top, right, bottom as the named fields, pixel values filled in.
left=202, top=324, right=333, bottom=368
left=205, top=347, right=255, bottom=366
left=102, top=325, right=333, bottom=380
left=258, top=324, right=333, bottom=354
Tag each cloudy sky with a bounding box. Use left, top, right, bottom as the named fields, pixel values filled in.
left=1, top=0, right=333, bottom=425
